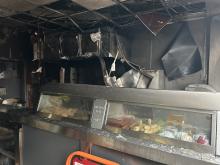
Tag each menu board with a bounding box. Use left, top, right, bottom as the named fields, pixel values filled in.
left=91, top=99, right=108, bottom=129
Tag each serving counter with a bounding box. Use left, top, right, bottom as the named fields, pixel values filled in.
left=19, top=83, right=220, bottom=165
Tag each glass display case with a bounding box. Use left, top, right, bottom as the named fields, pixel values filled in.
left=26, top=83, right=220, bottom=165
left=105, top=102, right=215, bottom=153
left=36, top=91, right=216, bottom=154
left=37, top=93, right=93, bottom=121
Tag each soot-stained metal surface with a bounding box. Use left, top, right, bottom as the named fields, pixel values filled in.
left=0, top=0, right=208, bottom=33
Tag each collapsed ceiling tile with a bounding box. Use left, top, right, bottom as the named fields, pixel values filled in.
left=71, top=0, right=126, bottom=10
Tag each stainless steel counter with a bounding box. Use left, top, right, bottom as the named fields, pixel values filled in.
left=2, top=83, right=220, bottom=165
left=20, top=115, right=220, bottom=165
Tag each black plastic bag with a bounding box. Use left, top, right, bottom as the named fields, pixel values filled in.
left=162, top=27, right=202, bottom=80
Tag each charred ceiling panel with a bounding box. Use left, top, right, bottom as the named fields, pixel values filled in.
left=71, top=0, right=116, bottom=10
left=0, top=0, right=34, bottom=12
left=0, top=0, right=59, bottom=16
left=71, top=0, right=126, bottom=10
left=0, top=0, right=208, bottom=32
left=0, top=8, right=14, bottom=17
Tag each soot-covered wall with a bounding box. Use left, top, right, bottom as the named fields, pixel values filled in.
left=38, top=19, right=209, bottom=91
left=0, top=27, right=32, bottom=99
left=120, top=19, right=208, bottom=90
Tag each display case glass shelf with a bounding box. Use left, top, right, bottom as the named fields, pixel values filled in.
left=36, top=84, right=220, bottom=156
left=37, top=94, right=93, bottom=121
left=105, top=102, right=214, bottom=153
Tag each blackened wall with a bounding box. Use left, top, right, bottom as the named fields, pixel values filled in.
left=0, top=27, right=32, bottom=99
left=119, top=19, right=208, bottom=90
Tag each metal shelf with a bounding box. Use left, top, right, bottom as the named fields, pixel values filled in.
left=0, top=58, right=23, bottom=63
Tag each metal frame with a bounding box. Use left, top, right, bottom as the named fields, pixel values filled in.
left=212, top=112, right=217, bottom=150
left=0, top=0, right=208, bottom=31
left=45, top=0, right=206, bottom=26
left=40, top=84, right=220, bottom=152
left=42, top=83, right=220, bottom=111
left=21, top=116, right=220, bottom=165
left=69, top=1, right=120, bottom=28
left=38, top=91, right=217, bottom=154
left=5, top=17, right=55, bottom=31
left=20, top=83, right=220, bottom=164
left=217, top=111, right=220, bottom=156
left=22, top=12, right=72, bottom=31
left=41, top=6, right=84, bottom=33
left=106, top=100, right=217, bottom=152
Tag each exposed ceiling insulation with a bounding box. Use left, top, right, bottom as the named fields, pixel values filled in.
left=0, top=0, right=212, bottom=33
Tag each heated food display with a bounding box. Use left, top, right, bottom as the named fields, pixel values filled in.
left=37, top=94, right=92, bottom=121
left=106, top=103, right=211, bottom=146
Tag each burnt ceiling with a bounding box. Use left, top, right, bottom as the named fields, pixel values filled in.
left=0, top=0, right=211, bottom=33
